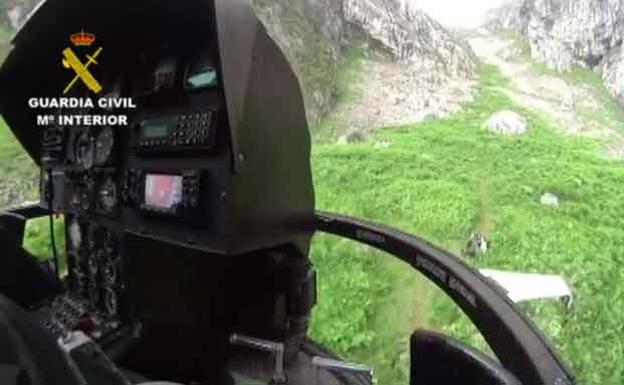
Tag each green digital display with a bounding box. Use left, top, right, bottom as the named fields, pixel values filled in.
left=143, top=124, right=170, bottom=138
left=185, top=52, right=219, bottom=90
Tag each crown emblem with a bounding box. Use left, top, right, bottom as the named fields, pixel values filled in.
left=70, top=31, right=96, bottom=46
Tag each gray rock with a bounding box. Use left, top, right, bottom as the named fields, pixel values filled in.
left=373, top=139, right=392, bottom=149
left=603, top=46, right=624, bottom=106
left=464, top=232, right=489, bottom=258
left=485, top=110, right=528, bottom=135
left=540, top=193, right=560, bottom=207
left=497, top=45, right=524, bottom=61
left=337, top=128, right=369, bottom=144
left=561, top=92, right=575, bottom=111
left=7, top=6, right=24, bottom=30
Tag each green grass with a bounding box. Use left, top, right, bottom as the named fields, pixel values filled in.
left=0, top=23, right=11, bottom=42
left=0, top=117, right=39, bottom=208
left=309, top=64, right=624, bottom=384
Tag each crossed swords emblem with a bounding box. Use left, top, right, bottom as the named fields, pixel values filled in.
left=62, top=47, right=103, bottom=95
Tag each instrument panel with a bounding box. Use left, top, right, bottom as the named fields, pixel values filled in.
left=37, top=42, right=228, bottom=344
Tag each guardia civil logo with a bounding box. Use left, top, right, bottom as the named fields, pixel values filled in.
left=62, top=31, right=103, bottom=94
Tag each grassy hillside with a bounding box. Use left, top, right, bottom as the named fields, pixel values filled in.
left=0, top=117, right=38, bottom=207
left=310, top=64, right=624, bottom=384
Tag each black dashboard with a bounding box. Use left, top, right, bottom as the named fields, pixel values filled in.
left=36, top=45, right=228, bottom=343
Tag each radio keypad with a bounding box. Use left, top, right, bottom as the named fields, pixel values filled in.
left=172, top=111, right=212, bottom=147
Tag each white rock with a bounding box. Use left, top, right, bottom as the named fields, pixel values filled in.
left=485, top=110, right=528, bottom=136
left=464, top=232, right=489, bottom=257
left=7, top=6, right=24, bottom=30
left=540, top=193, right=560, bottom=207
left=603, top=46, right=624, bottom=107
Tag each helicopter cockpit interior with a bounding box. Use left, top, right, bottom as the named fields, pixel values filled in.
left=0, top=1, right=576, bottom=384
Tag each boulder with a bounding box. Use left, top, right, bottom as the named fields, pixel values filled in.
left=540, top=193, right=560, bottom=207
left=464, top=232, right=489, bottom=258
left=337, top=128, right=369, bottom=144
left=373, top=139, right=392, bottom=148
left=497, top=45, right=524, bottom=62
left=485, top=110, right=528, bottom=136
left=7, top=6, right=24, bottom=30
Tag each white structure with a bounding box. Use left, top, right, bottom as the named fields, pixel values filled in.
left=480, top=269, right=573, bottom=309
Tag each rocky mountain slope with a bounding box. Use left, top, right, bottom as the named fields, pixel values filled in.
left=254, top=0, right=477, bottom=126
left=485, top=0, right=624, bottom=106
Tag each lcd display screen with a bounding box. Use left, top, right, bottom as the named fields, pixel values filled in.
left=185, top=53, right=218, bottom=90
left=145, top=174, right=183, bottom=210
left=143, top=124, right=169, bottom=138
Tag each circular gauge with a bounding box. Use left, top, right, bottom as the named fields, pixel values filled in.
left=103, top=259, right=117, bottom=285
left=94, top=127, right=115, bottom=165
left=68, top=219, right=83, bottom=250
left=98, top=177, right=118, bottom=212
left=75, top=131, right=94, bottom=170
left=103, top=288, right=118, bottom=317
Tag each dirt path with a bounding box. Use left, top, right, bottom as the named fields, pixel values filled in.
left=469, top=32, right=624, bottom=158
